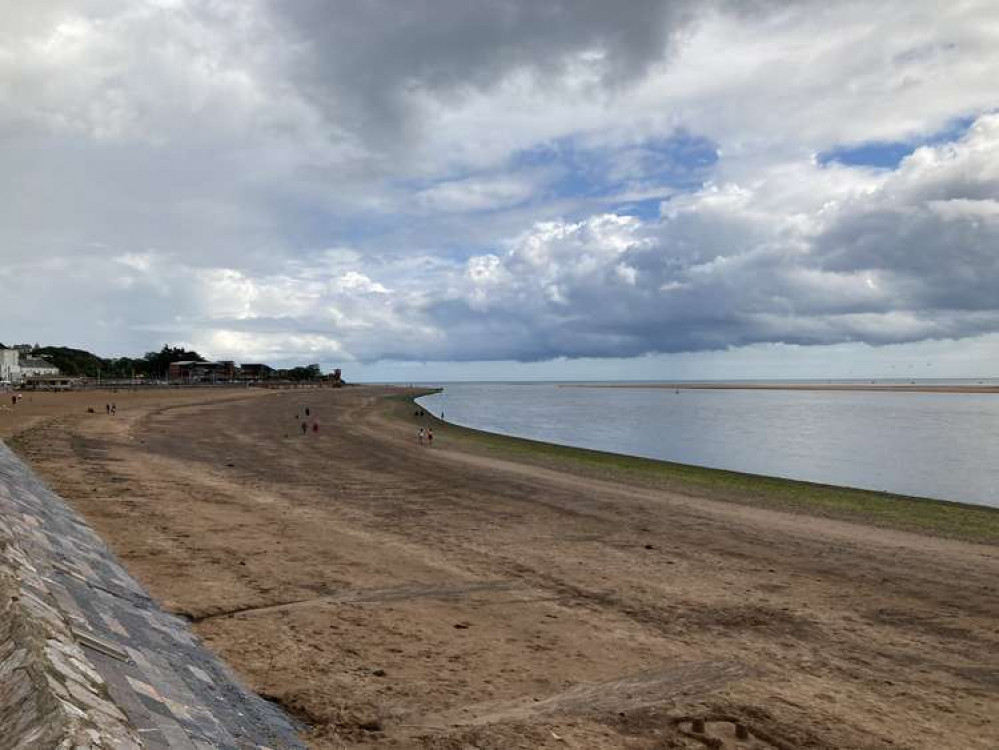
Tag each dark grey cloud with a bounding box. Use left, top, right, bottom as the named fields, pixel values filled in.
left=818, top=205, right=999, bottom=311
left=259, top=0, right=693, bottom=173
left=274, top=0, right=685, bottom=92
left=267, top=0, right=808, bottom=162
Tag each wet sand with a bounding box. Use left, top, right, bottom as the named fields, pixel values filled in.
left=4, top=386, right=998, bottom=749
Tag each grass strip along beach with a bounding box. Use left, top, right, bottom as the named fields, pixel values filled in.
left=3, top=386, right=998, bottom=749
left=397, top=392, right=999, bottom=545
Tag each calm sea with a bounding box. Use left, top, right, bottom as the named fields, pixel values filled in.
left=415, top=382, right=999, bottom=508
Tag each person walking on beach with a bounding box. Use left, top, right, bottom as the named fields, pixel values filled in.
left=313, top=421, right=319, bottom=433
left=301, top=421, right=308, bottom=435
left=427, top=428, right=434, bottom=447
left=418, top=427, right=424, bottom=445
left=105, top=404, right=111, bottom=414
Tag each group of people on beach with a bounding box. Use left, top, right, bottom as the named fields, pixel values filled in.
left=413, top=406, right=442, bottom=447
left=296, top=406, right=320, bottom=435
left=105, top=403, right=117, bottom=415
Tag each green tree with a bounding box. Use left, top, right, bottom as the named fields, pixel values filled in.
left=141, top=345, right=205, bottom=378
left=33, top=346, right=105, bottom=377
left=281, top=364, right=322, bottom=381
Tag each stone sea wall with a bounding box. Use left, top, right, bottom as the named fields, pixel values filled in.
left=0, top=441, right=304, bottom=749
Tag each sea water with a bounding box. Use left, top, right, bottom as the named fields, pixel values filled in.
left=416, top=382, right=999, bottom=508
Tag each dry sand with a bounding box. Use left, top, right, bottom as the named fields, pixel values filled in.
left=3, top=386, right=998, bottom=749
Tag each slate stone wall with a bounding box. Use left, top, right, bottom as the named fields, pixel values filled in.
left=0, top=441, right=304, bottom=749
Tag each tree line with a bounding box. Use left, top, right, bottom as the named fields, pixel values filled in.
left=0, top=343, right=327, bottom=381
left=0, top=344, right=205, bottom=379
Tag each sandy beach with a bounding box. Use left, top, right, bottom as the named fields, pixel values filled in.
left=3, top=386, right=997, bottom=749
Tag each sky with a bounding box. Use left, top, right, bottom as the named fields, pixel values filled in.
left=1, top=0, right=998, bottom=381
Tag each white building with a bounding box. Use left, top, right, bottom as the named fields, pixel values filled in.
left=19, top=356, right=60, bottom=378
left=0, top=349, right=19, bottom=384
left=0, top=349, right=60, bottom=384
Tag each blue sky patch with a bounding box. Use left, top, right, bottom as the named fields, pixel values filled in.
left=614, top=197, right=664, bottom=221
left=818, top=115, right=978, bottom=169
left=513, top=130, right=718, bottom=205
left=818, top=141, right=915, bottom=169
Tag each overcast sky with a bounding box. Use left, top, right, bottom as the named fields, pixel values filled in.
left=2, top=0, right=997, bottom=380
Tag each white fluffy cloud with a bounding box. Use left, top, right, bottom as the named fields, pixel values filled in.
left=0, top=0, right=997, bottom=373
left=422, top=114, right=999, bottom=360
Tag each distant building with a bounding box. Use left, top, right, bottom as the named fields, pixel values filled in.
left=0, top=348, right=19, bottom=384
left=23, top=374, right=75, bottom=391
left=167, top=361, right=236, bottom=383
left=19, top=356, right=60, bottom=378
left=239, top=363, right=274, bottom=381
left=1, top=350, right=59, bottom=384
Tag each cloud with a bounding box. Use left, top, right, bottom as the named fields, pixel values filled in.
left=817, top=115, right=999, bottom=313
left=414, top=174, right=538, bottom=213
left=1, top=0, right=998, bottom=373
left=418, top=114, right=999, bottom=360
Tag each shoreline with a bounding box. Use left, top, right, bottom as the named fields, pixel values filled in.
left=414, top=394, right=999, bottom=539
left=4, top=386, right=998, bottom=748
left=560, top=382, right=999, bottom=393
